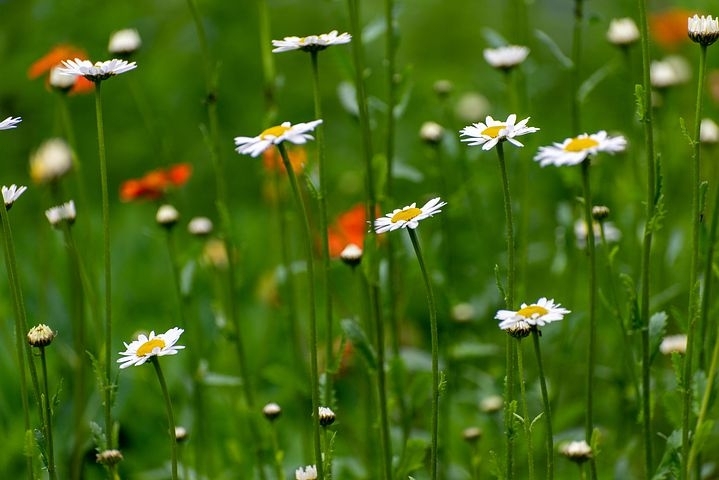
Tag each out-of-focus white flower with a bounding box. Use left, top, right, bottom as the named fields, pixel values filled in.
left=607, top=18, right=640, bottom=46
left=483, top=45, right=529, bottom=70
left=659, top=334, right=687, bottom=355
left=650, top=56, right=691, bottom=88
left=701, top=118, right=719, bottom=143
left=45, top=200, right=76, bottom=227
left=272, top=30, right=351, bottom=53
left=30, top=138, right=73, bottom=184
left=108, top=29, right=142, bottom=56
left=2, top=184, right=27, bottom=208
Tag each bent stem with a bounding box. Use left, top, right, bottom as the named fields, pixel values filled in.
left=151, top=357, right=178, bottom=480
left=407, top=228, right=440, bottom=480
left=277, top=143, right=323, bottom=480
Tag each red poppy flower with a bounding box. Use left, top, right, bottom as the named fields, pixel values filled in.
left=650, top=9, right=697, bottom=49
left=327, top=204, right=368, bottom=257
left=120, top=163, right=193, bottom=201
left=28, top=45, right=94, bottom=95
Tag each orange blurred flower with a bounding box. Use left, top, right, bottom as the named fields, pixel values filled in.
left=327, top=204, right=368, bottom=257
left=650, top=9, right=697, bottom=49
left=28, top=45, right=94, bottom=94
left=120, top=163, right=193, bottom=201
left=262, top=146, right=307, bottom=174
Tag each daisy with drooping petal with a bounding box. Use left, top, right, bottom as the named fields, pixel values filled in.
left=534, top=131, right=627, bottom=167
left=2, top=185, right=27, bottom=208
left=688, top=14, right=719, bottom=46
left=0, top=116, right=22, bottom=130
left=374, top=197, right=446, bottom=233
left=483, top=45, right=530, bottom=70
left=117, top=327, right=185, bottom=369
left=295, top=465, right=318, bottom=480
left=235, top=120, right=323, bottom=157
left=495, top=297, right=570, bottom=332
left=59, top=58, right=137, bottom=82
left=46, top=200, right=77, bottom=227
left=272, top=30, right=352, bottom=53
left=460, top=114, right=539, bottom=151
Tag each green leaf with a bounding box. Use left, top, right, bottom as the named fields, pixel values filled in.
left=337, top=81, right=359, bottom=117
left=652, top=430, right=681, bottom=480
left=648, top=311, right=668, bottom=362
left=340, top=318, right=377, bottom=371
left=578, top=60, right=617, bottom=104
left=534, top=29, right=572, bottom=69
left=393, top=437, right=427, bottom=480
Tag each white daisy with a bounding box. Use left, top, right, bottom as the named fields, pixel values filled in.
left=49, top=66, right=76, bottom=91
left=108, top=29, right=142, bottom=56
left=495, top=297, right=570, bottom=331
left=45, top=200, right=76, bottom=226
left=0, top=116, right=22, bottom=130
left=59, top=58, right=137, bottom=82
left=2, top=184, right=27, bottom=207
left=295, top=465, right=318, bottom=480
left=606, top=18, right=640, bottom=46
left=483, top=45, right=530, bottom=70
left=30, top=138, right=73, bottom=184
left=374, top=197, right=446, bottom=233
left=560, top=440, right=593, bottom=463
left=701, top=118, right=719, bottom=143
left=650, top=56, right=691, bottom=88
left=234, top=120, right=323, bottom=158
left=117, top=327, right=185, bottom=369
left=460, top=114, right=539, bottom=151
left=534, top=131, right=626, bottom=167
left=688, top=15, right=719, bottom=46
left=659, top=334, right=688, bottom=355
left=272, top=30, right=351, bottom=53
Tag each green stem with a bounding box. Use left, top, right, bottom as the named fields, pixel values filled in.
left=516, top=339, right=535, bottom=480
left=277, top=143, right=323, bottom=480
left=496, top=142, right=515, bottom=307
left=269, top=421, right=284, bottom=480
left=636, top=0, right=657, bottom=473
left=0, top=204, right=34, bottom=480
left=151, top=357, right=178, bottom=480
left=580, top=160, right=596, bottom=461
left=309, top=50, right=334, bottom=407
left=532, top=330, right=553, bottom=480
left=571, top=0, right=584, bottom=132
left=505, top=335, right=516, bottom=479
left=407, top=228, right=439, bottom=480
left=682, top=43, right=708, bottom=480
left=94, top=84, right=115, bottom=454
left=38, top=346, right=57, bottom=480
left=257, top=0, right=278, bottom=125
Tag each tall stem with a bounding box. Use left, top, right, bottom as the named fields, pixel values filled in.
left=532, top=330, right=554, bottom=479
left=682, top=43, right=708, bottom=480
left=151, top=357, right=178, bottom=480
left=516, top=339, right=535, bottom=480
left=257, top=0, right=278, bottom=125
left=496, top=143, right=515, bottom=307
left=571, top=0, right=584, bottom=132
left=407, top=228, right=439, bottom=480
left=636, top=0, right=657, bottom=473
left=38, top=346, right=57, bottom=480
left=277, top=143, right=323, bottom=479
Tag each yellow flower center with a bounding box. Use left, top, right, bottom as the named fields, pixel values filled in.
left=517, top=305, right=548, bottom=318
left=481, top=124, right=506, bottom=138
left=564, top=137, right=599, bottom=152
left=261, top=125, right=291, bottom=139
left=391, top=207, right=422, bottom=223
left=137, top=338, right=166, bottom=356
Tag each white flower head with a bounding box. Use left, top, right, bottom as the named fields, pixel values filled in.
left=495, top=297, right=570, bottom=333
left=30, top=138, right=73, bottom=184
left=659, top=334, right=688, bottom=355
left=534, top=131, right=627, bottom=167
left=108, top=29, right=142, bottom=56
left=2, top=184, right=27, bottom=208
left=650, top=56, right=691, bottom=88
left=295, top=465, right=318, bottom=480
left=0, top=116, right=22, bottom=130
left=483, top=45, right=530, bottom=70
left=117, top=327, right=185, bottom=369
left=607, top=18, right=640, bottom=46
left=45, top=200, right=76, bottom=227
left=188, top=216, right=213, bottom=236
left=272, top=30, right=351, bottom=53
left=560, top=440, right=593, bottom=463
left=701, top=118, right=719, bottom=143
left=374, top=197, right=446, bottom=233
left=460, top=114, right=539, bottom=151
left=420, top=121, right=445, bottom=144
left=234, top=120, right=323, bottom=158
left=49, top=66, right=77, bottom=91
left=59, top=58, right=137, bottom=82
left=688, top=15, right=719, bottom=46
left=156, top=204, right=179, bottom=227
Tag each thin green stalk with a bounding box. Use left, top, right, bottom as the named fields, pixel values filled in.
left=269, top=421, right=285, bottom=480
left=496, top=142, right=515, bottom=307
left=505, top=335, right=516, bottom=479
left=407, top=228, right=440, bottom=480
left=532, top=330, right=553, bottom=480
left=150, top=357, right=178, bottom=480
left=682, top=43, right=708, bottom=480
left=516, top=339, right=535, bottom=480
left=0, top=203, right=34, bottom=480
left=38, top=346, right=57, bottom=480
left=571, top=0, right=584, bottom=132
left=257, top=0, right=278, bottom=125
left=277, top=143, right=324, bottom=480
left=636, top=0, right=657, bottom=473
left=309, top=50, right=334, bottom=407
left=580, top=160, right=597, bottom=461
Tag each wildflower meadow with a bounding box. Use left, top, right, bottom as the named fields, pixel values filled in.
left=3, top=0, right=719, bottom=479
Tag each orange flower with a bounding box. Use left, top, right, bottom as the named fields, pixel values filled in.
left=120, top=163, right=193, bottom=201
left=327, top=204, right=368, bottom=257
left=28, top=45, right=94, bottom=94
left=262, top=146, right=307, bottom=174
left=650, top=9, right=697, bottom=49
